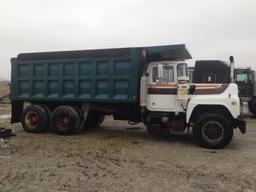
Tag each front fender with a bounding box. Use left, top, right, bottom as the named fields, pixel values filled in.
left=186, top=95, right=240, bottom=123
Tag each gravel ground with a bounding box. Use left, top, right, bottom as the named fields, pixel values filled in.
left=0, top=116, right=255, bottom=192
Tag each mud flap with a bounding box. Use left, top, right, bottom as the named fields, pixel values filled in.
left=11, top=101, right=24, bottom=123
left=238, top=120, right=246, bottom=134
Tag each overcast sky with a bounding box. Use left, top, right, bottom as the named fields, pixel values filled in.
left=0, top=0, right=256, bottom=80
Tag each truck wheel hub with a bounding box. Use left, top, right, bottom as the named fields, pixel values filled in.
left=202, top=121, right=224, bottom=143
left=25, top=112, right=39, bottom=129
left=56, top=114, right=71, bottom=129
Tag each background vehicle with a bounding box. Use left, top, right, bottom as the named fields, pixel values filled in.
left=189, top=60, right=256, bottom=115
left=235, top=68, right=256, bottom=115
left=10, top=44, right=245, bottom=149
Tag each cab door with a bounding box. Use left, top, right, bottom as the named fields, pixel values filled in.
left=146, top=63, right=177, bottom=112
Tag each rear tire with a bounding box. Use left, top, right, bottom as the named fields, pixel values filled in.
left=193, top=113, right=233, bottom=149
left=21, top=105, right=49, bottom=133
left=38, top=104, right=52, bottom=130
left=72, top=105, right=85, bottom=133
left=51, top=105, right=82, bottom=135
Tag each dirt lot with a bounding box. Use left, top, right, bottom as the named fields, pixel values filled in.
left=0, top=111, right=256, bottom=192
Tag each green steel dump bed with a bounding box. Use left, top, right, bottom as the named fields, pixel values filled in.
left=10, top=44, right=191, bottom=103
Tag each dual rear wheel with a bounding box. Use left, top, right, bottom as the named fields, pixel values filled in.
left=21, top=105, right=104, bottom=135
left=21, top=105, right=49, bottom=133
left=51, top=105, right=84, bottom=135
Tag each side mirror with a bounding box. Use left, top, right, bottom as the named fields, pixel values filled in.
left=229, top=55, right=234, bottom=83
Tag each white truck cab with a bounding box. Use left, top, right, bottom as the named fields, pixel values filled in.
left=141, top=60, right=246, bottom=149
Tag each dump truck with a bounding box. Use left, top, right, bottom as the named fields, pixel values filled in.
left=10, top=44, right=246, bottom=149
left=190, top=59, right=256, bottom=115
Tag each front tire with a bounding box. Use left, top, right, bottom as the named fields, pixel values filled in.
left=193, top=113, right=233, bottom=149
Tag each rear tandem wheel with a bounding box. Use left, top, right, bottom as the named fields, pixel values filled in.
left=51, top=105, right=84, bottom=135
left=21, top=105, right=49, bottom=133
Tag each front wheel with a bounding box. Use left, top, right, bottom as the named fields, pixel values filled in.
left=193, top=113, right=233, bottom=149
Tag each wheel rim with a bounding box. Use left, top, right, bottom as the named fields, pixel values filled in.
left=25, top=112, right=39, bottom=129
left=202, top=120, right=225, bottom=145
left=56, top=114, right=71, bottom=130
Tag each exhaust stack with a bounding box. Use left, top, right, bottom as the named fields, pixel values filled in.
left=230, top=56, right=234, bottom=83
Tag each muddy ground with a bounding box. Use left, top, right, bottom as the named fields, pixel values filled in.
left=0, top=114, right=256, bottom=192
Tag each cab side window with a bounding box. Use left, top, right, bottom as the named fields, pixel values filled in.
left=152, top=65, right=174, bottom=83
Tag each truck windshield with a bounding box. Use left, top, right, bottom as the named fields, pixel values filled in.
left=177, top=63, right=187, bottom=77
